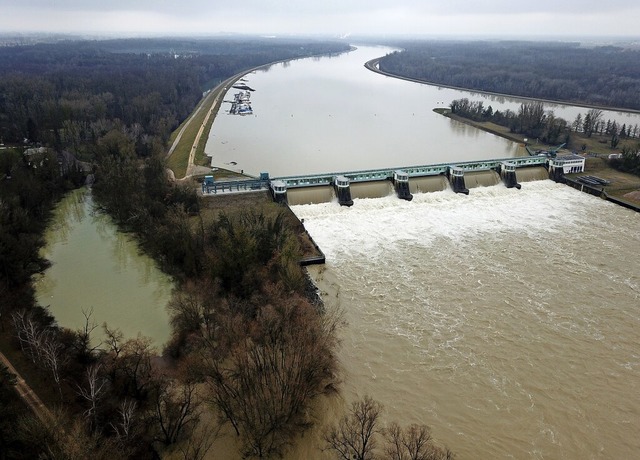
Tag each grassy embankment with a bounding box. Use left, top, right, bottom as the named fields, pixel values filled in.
left=166, top=93, right=213, bottom=178
left=435, top=108, right=640, bottom=204
left=167, top=73, right=245, bottom=181
left=166, top=88, right=220, bottom=179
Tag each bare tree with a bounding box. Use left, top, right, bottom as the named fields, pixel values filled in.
left=385, top=422, right=453, bottom=460
left=324, top=395, right=383, bottom=460
left=152, top=377, right=201, bottom=446
left=74, top=307, right=100, bottom=359
left=120, top=336, right=155, bottom=399
left=38, top=329, right=67, bottom=398
left=12, top=310, right=40, bottom=363
left=103, top=327, right=155, bottom=400
left=175, top=420, right=220, bottom=460
left=203, top=299, right=341, bottom=458
left=76, top=363, right=108, bottom=428
left=167, top=280, right=219, bottom=338
left=110, top=398, right=138, bottom=441
left=17, top=408, right=126, bottom=460
left=582, top=108, right=603, bottom=137
left=103, top=325, right=124, bottom=360
left=12, top=311, right=67, bottom=397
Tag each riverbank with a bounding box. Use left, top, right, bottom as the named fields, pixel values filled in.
left=168, top=47, right=355, bottom=180
left=364, top=57, right=640, bottom=115
left=429, top=108, right=640, bottom=206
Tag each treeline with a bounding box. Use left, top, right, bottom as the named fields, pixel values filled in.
left=325, top=395, right=453, bottom=460
left=0, top=38, right=349, bottom=159
left=450, top=98, right=640, bottom=148
left=0, top=147, right=88, bottom=457
left=611, top=145, right=640, bottom=175
left=379, top=40, right=640, bottom=111
left=0, top=148, right=85, bottom=309
left=1, top=148, right=341, bottom=458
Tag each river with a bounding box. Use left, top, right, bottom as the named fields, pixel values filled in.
left=295, top=183, right=640, bottom=459
left=206, top=45, right=640, bottom=178
left=34, top=188, right=173, bottom=345
left=206, top=45, right=640, bottom=459
left=206, top=46, right=521, bottom=176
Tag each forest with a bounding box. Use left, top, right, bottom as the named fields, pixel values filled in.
left=0, top=37, right=350, bottom=157
left=1, top=36, right=453, bottom=458
left=379, top=40, right=640, bottom=111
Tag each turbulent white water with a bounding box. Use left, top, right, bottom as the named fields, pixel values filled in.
left=292, top=181, right=640, bottom=459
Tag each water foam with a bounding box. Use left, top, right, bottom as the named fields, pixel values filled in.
left=293, top=181, right=640, bottom=459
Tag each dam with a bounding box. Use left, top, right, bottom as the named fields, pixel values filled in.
left=202, top=154, right=580, bottom=207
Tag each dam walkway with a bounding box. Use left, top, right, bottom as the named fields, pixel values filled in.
left=201, top=154, right=585, bottom=206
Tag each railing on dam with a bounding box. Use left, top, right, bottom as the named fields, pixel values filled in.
left=201, top=178, right=269, bottom=194
left=200, top=155, right=549, bottom=195
left=271, top=155, right=548, bottom=188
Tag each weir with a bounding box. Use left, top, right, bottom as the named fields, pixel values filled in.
left=202, top=154, right=583, bottom=206
left=264, top=155, right=550, bottom=205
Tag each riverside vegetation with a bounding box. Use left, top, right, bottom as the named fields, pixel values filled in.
left=379, top=41, right=640, bottom=187
left=446, top=98, right=640, bottom=181
left=379, top=40, right=640, bottom=111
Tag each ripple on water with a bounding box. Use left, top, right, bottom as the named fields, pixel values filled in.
left=295, top=181, right=640, bottom=459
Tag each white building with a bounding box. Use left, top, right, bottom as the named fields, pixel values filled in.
left=549, top=154, right=585, bottom=174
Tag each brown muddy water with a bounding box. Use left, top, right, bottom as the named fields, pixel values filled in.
left=292, top=180, right=640, bottom=459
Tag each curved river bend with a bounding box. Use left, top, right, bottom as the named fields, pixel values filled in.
left=207, top=45, right=639, bottom=177
left=207, top=45, right=640, bottom=459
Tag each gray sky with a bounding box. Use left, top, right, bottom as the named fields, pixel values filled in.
left=2, top=0, right=639, bottom=38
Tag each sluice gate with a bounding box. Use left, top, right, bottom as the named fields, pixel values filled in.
left=266, top=155, right=550, bottom=205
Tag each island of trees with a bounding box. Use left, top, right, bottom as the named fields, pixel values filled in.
left=379, top=40, right=640, bottom=111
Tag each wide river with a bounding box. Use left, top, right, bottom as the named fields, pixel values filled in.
left=207, top=46, right=640, bottom=459
left=207, top=45, right=639, bottom=177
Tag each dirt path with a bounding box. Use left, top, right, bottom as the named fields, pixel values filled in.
left=168, top=72, right=247, bottom=180
left=184, top=83, right=227, bottom=178
left=0, top=350, right=54, bottom=424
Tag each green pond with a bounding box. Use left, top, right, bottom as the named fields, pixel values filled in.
left=35, top=188, right=173, bottom=346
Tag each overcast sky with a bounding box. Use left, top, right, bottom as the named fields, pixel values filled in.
left=2, top=0, right=639, bottom=39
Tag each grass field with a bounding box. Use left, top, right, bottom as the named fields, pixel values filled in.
left=167, top=72, right=244, bottom=180
left=166, top=91, right=217, bottom=178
